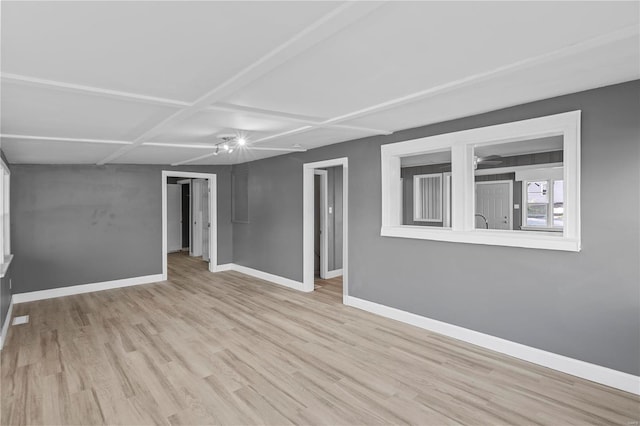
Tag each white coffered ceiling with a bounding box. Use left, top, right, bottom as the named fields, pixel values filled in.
left=1, top=1, right=638, bottom=165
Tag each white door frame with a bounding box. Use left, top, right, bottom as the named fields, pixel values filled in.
left=314, top=170, right=329, bottom=279
left=475, top=180, right=514, bottom=230
left=303, top=158, right=348, bottom=300
left=162, top=171, right=218, bottom=279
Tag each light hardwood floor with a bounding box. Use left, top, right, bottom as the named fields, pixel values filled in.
left=1, top=253, right=638, bottom=425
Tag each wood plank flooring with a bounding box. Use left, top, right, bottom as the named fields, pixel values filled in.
left=1, top=253, right=638, bottom=425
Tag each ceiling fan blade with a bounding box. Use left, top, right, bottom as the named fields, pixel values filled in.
left=481, top=160, right=502, bottom=165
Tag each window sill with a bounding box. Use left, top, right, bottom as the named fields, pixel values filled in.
left=0, top=254, right=13, bottom=278
left=520, top=226, right=563, bottom=232
left=381, top=226, right=580, bottom=252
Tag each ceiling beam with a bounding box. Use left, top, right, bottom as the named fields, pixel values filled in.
left=144, top=142, right=306, bottom=152
left=250, top=24, right=640, bottom=146
left=0, top=133, right=132, bottom=145
left=0, top=73, right=189, bottom=108
left=96, top=1, right=385, bottom=165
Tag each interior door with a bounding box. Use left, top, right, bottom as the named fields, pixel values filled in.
left=191, top=179, right=203, bottom=256
left=201, top=179, right=210, bottom=262
left=476, top=181, right=512, bottom=230
left=167, top=184, right=182, bottom=252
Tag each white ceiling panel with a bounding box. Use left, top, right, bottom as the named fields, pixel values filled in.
left=186, top=148, right=283, bottom=166
left=151, top=109, right=301, bottom=144
left=1, top=83, right=179, bottom=140
left=225, top=1, right=638, bottom=118
left=343, top=35, right=640, bottom=132
left=256, top=127, right=374, bottom=151
left=0, top=2, right=637, bottom=165
left=1, top=137, right=124, bottom=164
left=1, top=1, right=341, bottom=101
left=113, top=145, right=218, bottom=165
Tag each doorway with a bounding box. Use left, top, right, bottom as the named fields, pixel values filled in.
left=162, top=171, right=218, bottom=280
left=303, top=158, right=348, bottom=301
left=314, top=167, right=344, bottom=280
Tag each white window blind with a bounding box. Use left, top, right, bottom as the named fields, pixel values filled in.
left=413, top=173, right=442, bottom=222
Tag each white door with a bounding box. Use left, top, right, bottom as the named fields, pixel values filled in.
left=191, top=179, right=203, bottom=256
left=167, top=184, right=182, bottom=252
left=201, top=179, right=210, bottom=262
left=476, top=181, right=512, bottom=230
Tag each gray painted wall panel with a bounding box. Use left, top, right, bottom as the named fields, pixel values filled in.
left=11, top=164, right=233, bottom=294
left=232, top=81, right=640, bottom=375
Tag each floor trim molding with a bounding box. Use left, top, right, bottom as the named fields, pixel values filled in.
left=325, top=269, right=343, bottom=279
left=216, top=263, right=306, bottom=292
left=12, top=274, right=165, bottom=304
left=344, top=295, right=640, bottom=395
left=0, top=296, right=14, bottom=350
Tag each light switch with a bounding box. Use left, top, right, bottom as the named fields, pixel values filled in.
left=514, top=204, right=520, bottom=209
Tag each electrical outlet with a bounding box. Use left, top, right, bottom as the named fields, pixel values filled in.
left=329, top=206, right=333, bottom=214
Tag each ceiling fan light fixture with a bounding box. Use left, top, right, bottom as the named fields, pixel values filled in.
left=215, top=133, right=246, bottom=155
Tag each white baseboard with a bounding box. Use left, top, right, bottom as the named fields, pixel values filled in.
left=325, top=269, right=343, bottom=279
left=213, top=263, right=234, bottom=272
left=344, top=295, right=640, bottom=396
left=215, top=263, right=306, bottom=292
left=13, top=274, right=165, bottom=304
left=0, top=296, right=14, bottom=350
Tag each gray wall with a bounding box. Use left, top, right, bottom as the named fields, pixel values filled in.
left=231, top=164, right=250, bottom=224
left=11, top=164, right=233, bottom=293
left=232, top=80, right=640, bottom=375
left=0, top=150, right=11, bottom=333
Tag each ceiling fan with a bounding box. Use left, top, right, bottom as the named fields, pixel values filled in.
left=211, top=134, right=246, bottom=155
left=474, top=155, right=504, bottom=169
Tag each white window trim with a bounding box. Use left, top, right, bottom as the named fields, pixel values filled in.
left=442, top=172, right=452, bottom=228
left=413, top=173, right=443, bottom=222
left=381, top=110, right=581, bottom=252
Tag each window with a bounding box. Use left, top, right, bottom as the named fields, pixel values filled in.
left=0, top=157, right=11, bottom=277
left=381, top=111, right=581, bottom=251
left=401, top=149, right=452, bottom=228
left=524, top=179, right=563, bottom=230
left=414, top=174, right=442, bottom=222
